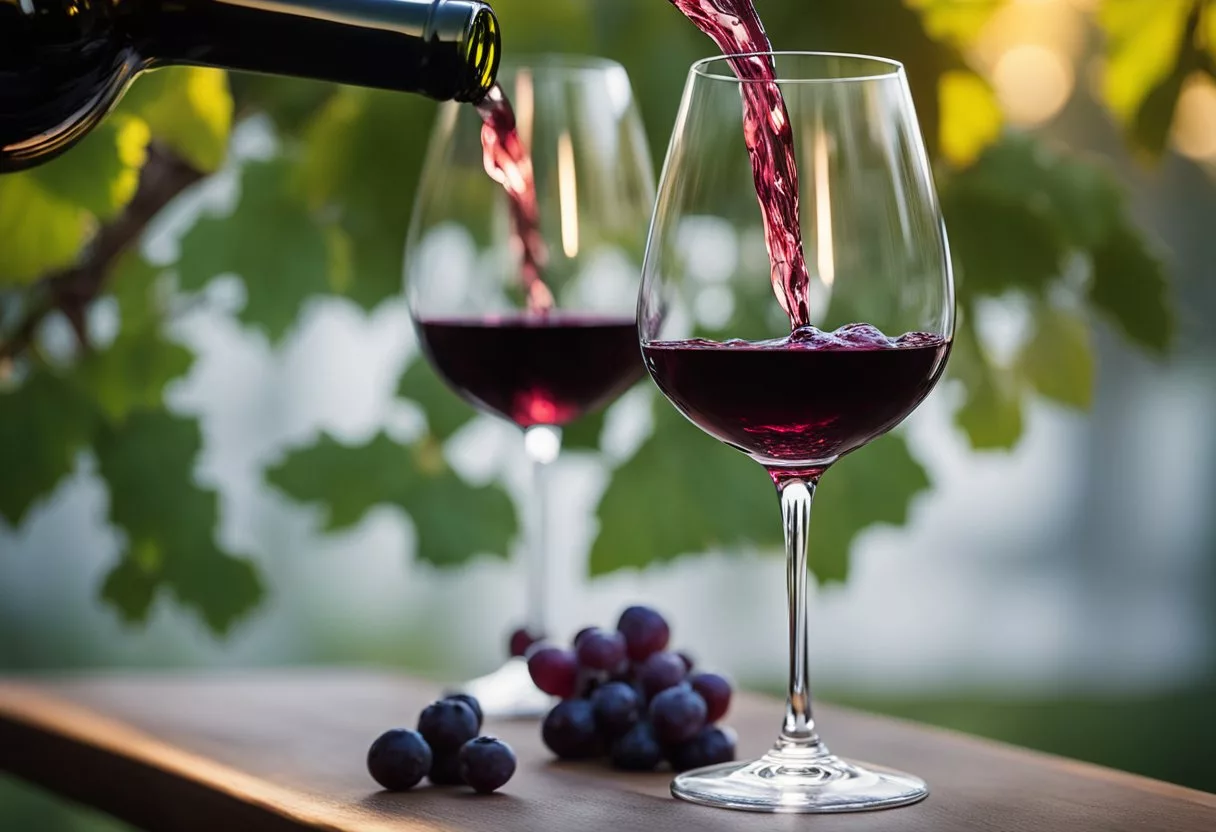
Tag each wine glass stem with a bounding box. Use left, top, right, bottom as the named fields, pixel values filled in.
left=523, top=424, right=562, bottom=638
left=779, top=478, right=822, bottom=749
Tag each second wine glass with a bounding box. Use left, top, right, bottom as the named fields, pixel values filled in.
left=405, top=56, right=655, bottom=717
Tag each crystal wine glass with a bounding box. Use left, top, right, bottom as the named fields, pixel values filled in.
left=639, top=53, right=954, bottom=811
left=405, top=56, right=655, bottom=717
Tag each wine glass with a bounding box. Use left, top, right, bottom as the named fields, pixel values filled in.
left=405, top=56, right=655, bottom=717
left=639, top=53, right=954, bottom=811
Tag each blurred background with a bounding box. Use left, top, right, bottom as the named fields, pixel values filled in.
left=2, top=0, right=1214, bottom=826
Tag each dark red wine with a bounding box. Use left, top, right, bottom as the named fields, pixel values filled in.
left=418, top=315, right=644, bottom=428
left=643, top=325, right=950, bottom=471
left=476, top=84, right=554, bottom=314
left=667, top=0, right=810, bottom=328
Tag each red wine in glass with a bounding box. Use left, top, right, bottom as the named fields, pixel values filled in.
left=643, top=324, right=950, bottom=479
left=667, top=0, right=811, bottom=328
left=418, top=314, right=645, bottom=428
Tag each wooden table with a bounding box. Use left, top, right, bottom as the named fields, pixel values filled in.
left=0, top=669, right=1212, bottom=831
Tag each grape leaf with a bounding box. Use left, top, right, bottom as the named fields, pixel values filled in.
left=810, top=432, right=932, bottom=584
left=941, top=187, right=1064, bottom=297
left=266, top=432, right=517, bottom=568
left=0, top=174, right=92, bottom=286
left=589, top=402, right=780, bottom=575
left=299, top=88, right=435, bottom=311
left=396, top=358, right=476, bottom=442
left=0, top=373, right=98, bottom=525
left=178, top=159, right=338, bottom=342
left=955, top=371, right=1024, bottom=450
left=118, top=67, right=233, bottom=173
left=938, top=71, right=1003, bottom=168
left=1098, top=0, right=1199, bottom=156
left=29, top=115, right=150, bottom=221
left=903, top=0, right=1004, bottom=46
left=1016, top=306, right=1095, bottom=409
left=94, top=409, right=263, bottom=633
left=1090, top=219, right=1173, bottom=353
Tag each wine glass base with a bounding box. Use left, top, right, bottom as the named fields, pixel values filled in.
left=671, top=746, right=927, bottom=813
left=448, top=657, right=553, bottom=719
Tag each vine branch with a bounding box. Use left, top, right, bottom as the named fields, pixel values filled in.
left=0, top=146, right=203, bottom=362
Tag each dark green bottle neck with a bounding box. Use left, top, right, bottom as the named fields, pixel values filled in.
left=128, top=0, right=500, bottom=103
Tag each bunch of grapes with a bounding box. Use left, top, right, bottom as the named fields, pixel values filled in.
left=525, top=605, right=736, bottom=772
left=366, top=693, right=517, bottom=794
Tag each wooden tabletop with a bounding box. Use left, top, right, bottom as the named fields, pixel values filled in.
left=0, top=669, right=1212, bottom=831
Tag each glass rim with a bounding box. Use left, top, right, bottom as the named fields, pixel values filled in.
left=499, top=53, right=627, bottom=76
left=690, top=51, right=904, bottom=84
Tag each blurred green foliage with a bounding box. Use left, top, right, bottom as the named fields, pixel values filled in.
left=0, top=0, right=1205, bottom=634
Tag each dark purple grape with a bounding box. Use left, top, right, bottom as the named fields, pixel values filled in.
left=667, top=725, right=736, bottom=772
left=417, top=699, right=479, bottom=753
left=589, top=681, right=642, bottom=737
left=639, top=651, right=687, bottom=699
left=428, top=750, right=464, bottom=785
left=616, top=605, right=670, bottom=662
left=609, top=721, right=663, bottom=771
left=458, top=736, right=517, bottom=793
left=527, top=646, right=578, bottom=698
left=443, top=693, right=484, bottom=731
left=541, top=699, right=601, bottom=759
left=575, top=627, right=627, bottom=671
left=509, top=627, right=540, bottom=658
left=367, top=728, right=432, bottom=791
left=689, top=672, right=731, bottom=723
left=649, top=685, right=707, bottom=745
left=573, top=626, right=597, bottom=646
left=677, top=651, right=695, bottom=673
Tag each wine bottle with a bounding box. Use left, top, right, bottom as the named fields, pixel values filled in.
left=0, top=0, right=501, bottom=172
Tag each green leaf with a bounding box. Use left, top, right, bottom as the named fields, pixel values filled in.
left=30, top=115, right=150, bottom=220
left=1016, top=307, right=1095, bottom=409
left=955, top=372, right=1024, bottom=450
left=178, top=159, right=335, bottom=342
left=298, top=88, right=435, bottom=310
left=562, top=407, right=608, bottom=452
left=811, top=432, right=932, bottom=584
left=0, top=174, right=92, bottom=286
left=119, top=67, right=233, bottom=173
left=1098, top=0, right=1199, bottom=156
left=942, top=187, right=1064, bottom=297
left=1089, top=220, right=1173, bottom=353
left=0, top=372, right=98, bottom=525
left=94, top=410, right=263, bottom=633
left=396, top=358, right=476, bottom=442
left=903, top=0, right=1004, bottom=46
left=938, top=70, right=1003, bottom=168
left=589, top=402, right=779, bottom=575
left=266, top=432, right=517, bottom=568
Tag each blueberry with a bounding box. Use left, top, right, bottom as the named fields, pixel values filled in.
left=689, top=672, right=731, bottom=723
left=428, top=750, right=464, bottom=785
left=649, top=684, right=707, bottom=745
left=367, top=728, right=432, bottom=791
left=527, top=645, right=578, bottom=698
left=590, top=681, right=642, bottom=738
left=575, top=628, right=627, bottom=672
left=616, top=605, right=670, bottom=662
left=667, top=725, right=736, bottom=772
left=417, top=699, right=479, bottom=753
left=508, top=627, right=541, bottom=658
left=638, top=651, right=686, bottom=699
left=541, top=699, right=601, bottom=759
left=458, top=736, right=517, bottom=793
left=443, top=693, right=484, bottom=731
left=610, top=721, right=663, bottom=771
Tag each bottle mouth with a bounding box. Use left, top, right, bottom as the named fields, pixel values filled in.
left=459, top=6, right=500, bottom=102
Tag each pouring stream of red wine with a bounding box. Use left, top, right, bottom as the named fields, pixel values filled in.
left=668, top=0, right=811, bottom=329
left=476, top=83, right=555, bottom=314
